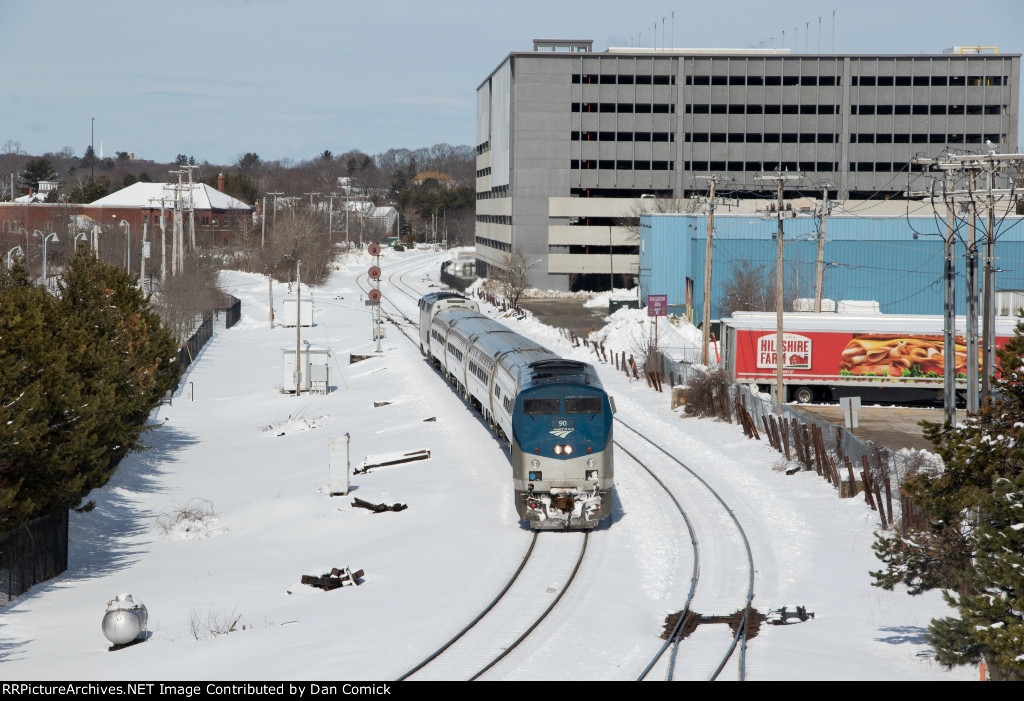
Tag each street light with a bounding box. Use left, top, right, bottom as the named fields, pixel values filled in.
left=6, top=245, right=23, bottom=268
left=75, top=232, right=89, bottom=248
left=33, top=230, right=58, bottom=285
left=118, top=218, right=130, bottom=273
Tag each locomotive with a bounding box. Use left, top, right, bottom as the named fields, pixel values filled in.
left=418, top=292, right=614, bottom=529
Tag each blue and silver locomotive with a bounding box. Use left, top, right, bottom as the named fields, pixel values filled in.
left=419, top=292, right=614, bottom=529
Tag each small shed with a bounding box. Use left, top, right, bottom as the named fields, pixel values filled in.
left=282, top=345, right=331, bottom=394
left=281, top=297, right=314, bottom=327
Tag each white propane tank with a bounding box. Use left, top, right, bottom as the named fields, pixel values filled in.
left=102, top=593, right=148, bottom=646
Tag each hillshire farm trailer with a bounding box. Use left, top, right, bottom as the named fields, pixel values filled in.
left=721, top=312, right=1019, bottom=403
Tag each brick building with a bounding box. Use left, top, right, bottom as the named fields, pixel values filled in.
left=0, top=179, right=252, bottom=261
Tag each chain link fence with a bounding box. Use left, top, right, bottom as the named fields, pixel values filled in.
left=0, top=510, right=69, bottom=607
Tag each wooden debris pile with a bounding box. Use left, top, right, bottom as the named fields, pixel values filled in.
left=301, top=567, right=364, bottom=591
left=352, top=497, right=408, bottom=513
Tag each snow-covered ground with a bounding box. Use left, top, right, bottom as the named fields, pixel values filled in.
left=0, top=250, right=972, bottom=680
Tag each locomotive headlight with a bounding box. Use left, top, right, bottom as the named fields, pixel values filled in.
left=553, top=445, right=562, bottom=455
left=564, top=445, right=573, bottom=455
left=530, top=458, right=540, bottom=469
left=587, top=458, right=596, bottom=468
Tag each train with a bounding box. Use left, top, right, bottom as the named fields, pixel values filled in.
left=418, top=291, right=614, bottom=530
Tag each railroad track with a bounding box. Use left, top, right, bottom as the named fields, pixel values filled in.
left=615, top=419, right=755, bottom=681
left=398, top=532, right=589, bottom=680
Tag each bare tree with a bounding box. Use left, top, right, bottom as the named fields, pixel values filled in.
left=154, top=254, right=222, bottom=341
left=615, top=195, right=695, bottom=239
left=265, top=212, right=334, bottom=285
left=491, top=247, right=539, bottom=309
left=718, top=259, right=798, bottom=317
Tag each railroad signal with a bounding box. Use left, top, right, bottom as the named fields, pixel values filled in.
left=368, top=265, right=381, bottom=280
left=369, top=288, right=381, bottom=303
left=368, top=242, right=381, bottom=256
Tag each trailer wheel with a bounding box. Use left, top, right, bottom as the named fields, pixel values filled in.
left=793, top=385, right=815, bottom=404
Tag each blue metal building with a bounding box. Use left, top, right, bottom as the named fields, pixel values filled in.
left=638, top=213, right=1024, bottom=323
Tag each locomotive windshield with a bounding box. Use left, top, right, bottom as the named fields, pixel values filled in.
left=524, top=397, right=561, bottom=415
left=565, top=396, right=602, bottom=414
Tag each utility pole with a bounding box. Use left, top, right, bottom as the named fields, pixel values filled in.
left=261, top=196, right=267, bottom=249
left=305, top=192, right=320, bottom=216
left=695, top=175, right=731, bottom=365
left=182, top=165, right=198, bottom=250
left=345, top=190, right=351, bottom=250
left=268, top=192, right=284, bottom=231
left=328, top=193, right=336, bottom=244
left=814, top=185, right=832, bottom=313
left=913, top=152, right=1023, bottom=409
left=942, top=175, right=957, bottom=425
left=295, top=259, right=302, bottom=397
left=150, top=197, right=169, bottom=283
left=758, top=170, right=803, bottom=411
left=268, top=275, right=275, bottom=329
left=966, top=183, right=979, bottom=413
left=140, top=220, right=147, bottom=287
left=983, top=163, right=997, bottom=402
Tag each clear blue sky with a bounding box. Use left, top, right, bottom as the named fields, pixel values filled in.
left=2, top=0, right=1022, bottom=165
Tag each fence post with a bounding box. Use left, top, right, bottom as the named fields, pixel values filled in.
left=762, top=415, right=775, bottom=448
left=874, top=483, right=888, bottom=528
left=883, top=475, right=894, bottom=529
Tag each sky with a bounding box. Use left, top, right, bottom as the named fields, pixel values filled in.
left=0, top=248, right=975, bottom=680
left=2, top=0, right=1023, bottom=166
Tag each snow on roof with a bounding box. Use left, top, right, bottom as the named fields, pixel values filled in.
left=14, top=192, right=47, bottom=203
left=89, top=182, right=252, bottom=210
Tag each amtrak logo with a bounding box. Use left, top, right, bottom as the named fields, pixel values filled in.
left=550, top=428, right=574, bottom=438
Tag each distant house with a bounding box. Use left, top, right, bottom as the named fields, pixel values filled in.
left=365, top=205, right=398, bottom=237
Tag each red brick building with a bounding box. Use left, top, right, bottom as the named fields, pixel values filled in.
left=0, top=180, right=253, bottom=262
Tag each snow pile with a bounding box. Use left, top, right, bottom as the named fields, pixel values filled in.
left=583, top=288, right=642, bottom=308
left=589, top=306, right=703, bottom=356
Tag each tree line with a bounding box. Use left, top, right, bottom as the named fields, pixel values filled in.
left=2, top=142, right=478, bottom=248
left=0, top=249, right=178, bottom=532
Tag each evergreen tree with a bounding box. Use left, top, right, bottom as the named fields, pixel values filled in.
left=200, top=172, right=258, bottom=205
left=870, top=320, right=1024, bottom=679
left=81, top=145, right=97, bottom=171
left=0, top=261, right=88, bottom=526
left=67, top=177, right=110, bottom=204
left=927, top=473, right=1024, bottom=679
left=18, top=158, right=58, bottom=195
left=56, top=249, right=179, bottom=491
left=0, top=251, right=178, bottom=531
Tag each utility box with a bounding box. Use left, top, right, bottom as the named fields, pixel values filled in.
left=329, top=434, right=350, bottom=496
left=281, top=297, right=314, bottom=327
left=282, top=345, right=331, bottom=394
